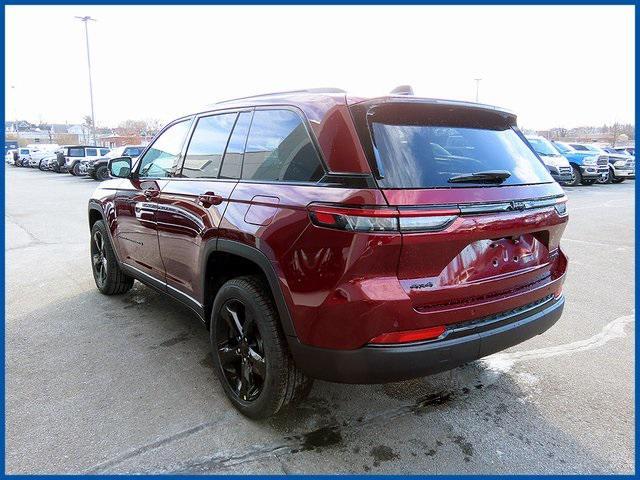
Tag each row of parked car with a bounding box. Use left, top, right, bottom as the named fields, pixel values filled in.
left=524, top=135, right=635, bottom=186
left=5, top=144, right=145, bottom=180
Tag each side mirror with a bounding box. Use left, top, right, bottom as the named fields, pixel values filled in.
left=108, top=156, right=132, bottom=178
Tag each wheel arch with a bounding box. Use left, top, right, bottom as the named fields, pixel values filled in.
left=88, top=202, right=105, bottom=230
left=202, top=239, right=298, bottom=339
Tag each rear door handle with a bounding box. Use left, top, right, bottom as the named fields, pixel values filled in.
left=143, top=188, right=160, bottom=199
left=197, top=192, right=223, bottom=207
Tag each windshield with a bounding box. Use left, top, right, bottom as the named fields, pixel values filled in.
left=123, top=147, right=143, bottom=157
left=552, top=141, right=573, bottom=154
left=527, top=137, right=560, bottom=156
left=370, top=123, right=551, bottom=188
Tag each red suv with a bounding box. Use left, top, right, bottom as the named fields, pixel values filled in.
left=88, top=88, right=568, bottom=418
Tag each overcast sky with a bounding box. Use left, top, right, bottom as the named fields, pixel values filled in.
left=5, top=5, right=634, bottom=130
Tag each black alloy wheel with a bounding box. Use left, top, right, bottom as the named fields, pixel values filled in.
left=91, top=230, right=108, bottom=289
left=216, top=299, right=267, bottom=402
left=210, top=276, right=313, bottom=419
left=96, top=165, right=110, bottom=181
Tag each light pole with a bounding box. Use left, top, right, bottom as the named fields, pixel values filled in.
left=474, top=78, right=482, bottom=103
left=10, top=85, right=19, bottom=142
left=75, top=15, right=97, bottom=145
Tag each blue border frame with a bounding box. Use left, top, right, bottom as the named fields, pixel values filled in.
left=0, top=2, right=636, bottom=477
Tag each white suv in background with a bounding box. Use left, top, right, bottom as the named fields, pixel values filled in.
left=64, top=146, right=110, bottom=175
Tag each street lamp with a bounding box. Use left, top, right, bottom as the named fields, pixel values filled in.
left=474, top=78, right=482, bottom=103
left=75, top=15, right=97, bottom=145
left=9, top=85, right=21, bottom=144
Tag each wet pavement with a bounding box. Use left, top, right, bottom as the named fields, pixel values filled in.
left=5, top=166, right=635, bottom=473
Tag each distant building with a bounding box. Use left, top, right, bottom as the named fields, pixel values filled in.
left=98, top=134, right=142, bottom=148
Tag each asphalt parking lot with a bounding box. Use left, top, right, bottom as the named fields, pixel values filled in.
left=5, top=166, right=635, bottom=474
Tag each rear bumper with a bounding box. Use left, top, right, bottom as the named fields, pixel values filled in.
left=290, top=295, right=564, bottom=384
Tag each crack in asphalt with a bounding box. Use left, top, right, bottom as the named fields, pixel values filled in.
left=5, top=214, right=54, bottom=250
left=161, top=391, right=455, bottom=474
left=85, top=417, right=232, bottom=473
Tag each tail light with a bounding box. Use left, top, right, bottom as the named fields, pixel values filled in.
left=308, top=204, right=459, bottom=233
left=369, top=325, right=447, bottom=344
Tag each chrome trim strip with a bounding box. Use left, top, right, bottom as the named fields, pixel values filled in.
left=167, top=282, right=203, bottom=308
left=123, top=263, right=204, bottom=316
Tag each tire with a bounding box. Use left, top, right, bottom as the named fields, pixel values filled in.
left=612, top=177, right=626, bottom=184
left=21, top=158, right=29, bottom=167
left=38, top=160, right=47, bottom=171
left=582, top=179, right=596, bottom=186
left=90, top=220, right=134, bottom=295
left=597, top=169, right=610, bottom=184
left=566, top=165, right=581, bottom=187
left=72, top=162, right=82, bottom=176
left=210, top=275, right=313, bottom=419
left=95, top=165, right=109, bottom=181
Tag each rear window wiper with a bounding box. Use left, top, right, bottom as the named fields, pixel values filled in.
left=447, top=170, right=512, bottom=184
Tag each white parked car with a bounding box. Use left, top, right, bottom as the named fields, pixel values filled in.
left=27, top=145, right=61, bottom=168
left=6, top=149, right=18, bottom=165
left=525, top=135, right=573, bottom=184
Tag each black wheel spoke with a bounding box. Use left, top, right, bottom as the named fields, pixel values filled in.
left=242, top=310, right=255, bottom=337
left=248, top=348, right=266, bottom=378
left=224, top=306, right=243, bottom=337
left=239, top=363, right=252, bottom=398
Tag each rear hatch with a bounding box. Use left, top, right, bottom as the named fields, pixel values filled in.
left=350, top=99, right=568, bottom=322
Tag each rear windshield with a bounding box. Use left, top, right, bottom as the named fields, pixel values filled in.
left=358, top=102, right=552, bottom=189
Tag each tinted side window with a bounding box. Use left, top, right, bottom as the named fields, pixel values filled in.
left=86, top=148, right=97, bottom=156
left=242, top=109, right=323, bottom=182
left=138, top=120, right=191, bottom=178
left=68, top=148, right=84, bottom=157
left=100, top=148, right=110, bottom=156
left=220, top=111, right=252, bottom=179
left=182, top=113, right=236, bottom=178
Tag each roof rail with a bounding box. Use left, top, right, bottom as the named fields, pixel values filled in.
left=215, top=88, right=346, bottom=104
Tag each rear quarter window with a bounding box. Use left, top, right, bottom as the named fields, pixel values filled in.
left=242, top=109, right=324, bottom=183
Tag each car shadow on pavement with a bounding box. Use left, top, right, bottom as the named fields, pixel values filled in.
left=5, top=282, right=617, bottom=475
